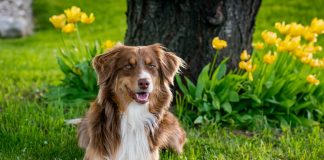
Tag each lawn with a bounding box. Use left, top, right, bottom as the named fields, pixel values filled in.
left=1, top=0, right=324, bottom=159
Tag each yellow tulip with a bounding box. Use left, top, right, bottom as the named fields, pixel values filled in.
left=239, top=60, right=255, bottom=81
left=300, top=54, right=313, bottom=64
left=212, top=37, right=227, bottom=50
left=49, top=14, right=66, bottom=29
left=288, top=22, right=304, bottom=37
left=302, top=27, right=318, bottom=42
left=321, top=58, right=324, bottom=67
left=64, top=6, right=82, bottom=23
left=239, top=61, right=247, bottom=70
left=275, top=22, right=290, bottom=35
left=306, top=75, right=320, bottom=85
left=263, top=52, right=276, bottom=64
left=276, top=36, right=300, bottom=52
left=294, top=48, right=310, bottom=58
left=262, top=30, right=278, bottom=45
left=81, top=12, right=95, bottom=24
left=252, top=42, right=264, bottom=50
left=310, top=59, right=321, bottom=68
left=103, top=40, right=116, bottom=50
left=62, top=23, right=76, bottom=33
left=240, top=50, right=250, bottom=61
left=304, top=42, right=322, bottom=54
left=310, top=18, right=324, bottom=34
left=245, top=60, right=255, bottom=72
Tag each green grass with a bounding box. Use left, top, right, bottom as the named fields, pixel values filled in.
left=1, top=0, right=324, bottom=159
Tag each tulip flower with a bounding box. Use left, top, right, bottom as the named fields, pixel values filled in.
left=81, top=13, right=95, bottom=24
left=262, top=30, right=278, bottom=45
left=239, top=61, right=247, bottom=70
left=62, top=23, right=76, bottom=33
left=303, top=27, right=318, bottom=42
left=307, top=75, right=320, bottom=85
left=49, top=14, right=66, bottom=29
left=288, top=22, right=304, bottom=37
left=103, top=40, right=116, bottom=50
left=263, top=52, right=276, bottom=64
left=276, top=36, right=300, bottom=52
left=212, top=37, right=227, bottom=50
left=275, top=22, right=290, bottom=35
left=64, top=6, right=82, bottom=23
left=240, top=50, right=250, bottom=61
left=310, top=18, right=324, bottom=34
left=252, top=42, right=264, bottom=50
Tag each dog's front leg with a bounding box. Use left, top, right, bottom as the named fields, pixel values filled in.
left=153, top=111, right=186, bottom=153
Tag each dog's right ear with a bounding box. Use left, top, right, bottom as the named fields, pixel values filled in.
left=92, top=46, right=121, bottom=85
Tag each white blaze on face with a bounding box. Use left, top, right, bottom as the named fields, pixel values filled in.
left=139, top=71, right=153, bottom=92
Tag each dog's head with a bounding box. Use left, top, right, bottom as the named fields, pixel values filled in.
left=93, top=43, right=184, bottom=109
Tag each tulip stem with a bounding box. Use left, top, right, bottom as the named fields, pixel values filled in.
left=209, top=51, right=218, bottom=77
left=60, top=32, right=67, bottom=49
left=75, top=23, right=85, bottom=58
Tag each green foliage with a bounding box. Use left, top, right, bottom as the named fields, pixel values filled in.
left=176, top=57, right=245, bottom=126
left=45, top=42, right=102, bottom=104
left=176, top=52, right=324, bottom=129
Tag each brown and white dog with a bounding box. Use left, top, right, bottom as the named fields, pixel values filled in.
left=78, top=44, right=186, bottom=160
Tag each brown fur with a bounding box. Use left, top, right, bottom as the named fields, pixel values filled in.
left=78, top=44, right=186, bottom=160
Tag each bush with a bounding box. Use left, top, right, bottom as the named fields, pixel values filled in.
left=45, top=6, right=115, bottom=105
left=176, top=18, right=324, bottom=129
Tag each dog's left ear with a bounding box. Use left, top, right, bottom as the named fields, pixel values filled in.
left=154, top=44, right=185, bottom=85
left=93, top=45, right=122, bottom=85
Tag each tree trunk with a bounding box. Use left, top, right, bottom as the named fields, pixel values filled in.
left=125, top=0, right=261, bottom=80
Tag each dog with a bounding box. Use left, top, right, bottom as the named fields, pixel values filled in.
left=77, top=43, right=186, bottom=160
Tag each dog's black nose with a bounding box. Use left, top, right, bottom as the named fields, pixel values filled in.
left=138, top=78, right=150, bottom=89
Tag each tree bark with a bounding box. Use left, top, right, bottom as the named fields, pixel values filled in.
left=125, top=0, right=261, bottom=80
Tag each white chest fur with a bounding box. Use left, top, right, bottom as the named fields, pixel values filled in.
left=115, top=101, right=157, bottom=160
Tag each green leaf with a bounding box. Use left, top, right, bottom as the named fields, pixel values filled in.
left=264, top=79, right=285, bottom=97
left=229, top=90, right=239, bottom=102
left=280, top=99, right=295, bottom=108
left=241, top=93, right=262, bottom=105
left=215, top=112, right=221, bottom=122
left=236, top=114, right=252, bottom=123
left=202, top=102, right=211, bottom=112
left=299, top=117, right=320, bottom=126
left=195, top=64, right=210, bottom=98
left=175, top=75, right=189, bottom=95
left=289, top=114, right=302, bottom=125
left=212, top=58, right=228, bottom=80
left=57, top=57, right=73, bottom=75
left=194, top=116, right=203, bottom=124
left=212, top=95, right=221, bottom=110
left=185, top=77, right=196, bottom=98
left=222, top=101, right=232, bottom=113
left=216, top=63, right=227, bottom=80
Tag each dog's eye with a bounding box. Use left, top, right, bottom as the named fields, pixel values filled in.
left=124, top=64, right=132, bottom=70
left=148, top=64, right=156, bottom=68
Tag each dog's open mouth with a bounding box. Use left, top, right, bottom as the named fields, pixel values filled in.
left=134, top=92, right=149, bottom=104
left=127, top=87, right=150, bottom=104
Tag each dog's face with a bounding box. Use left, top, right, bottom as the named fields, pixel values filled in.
left=93, top=44, right=183, bottom=109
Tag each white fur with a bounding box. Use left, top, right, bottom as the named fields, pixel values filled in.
left=139, top=71, right=153, bottom=92
left=115, top=101, right=157, bottom=160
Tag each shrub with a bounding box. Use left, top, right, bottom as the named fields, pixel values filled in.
left=176, top=18, right=324, bottom=129
left=45, top=6, right=115, bottom=105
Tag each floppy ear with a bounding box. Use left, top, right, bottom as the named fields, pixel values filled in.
left=92, top=46, right=121, bottom=85
left=157, top=45, right=185, bottom=85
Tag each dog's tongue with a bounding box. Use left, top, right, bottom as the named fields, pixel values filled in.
left=135, top=92, right=149, bottom=104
